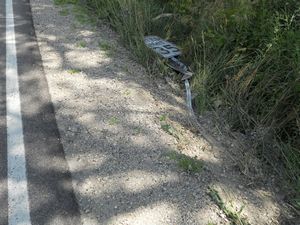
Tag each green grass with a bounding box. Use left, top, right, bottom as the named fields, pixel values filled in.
left=159, top=114, right=167, bottom=122
left=159, top=115, right=180, bottom=139
left=123, top=65, right=130, bottom=73
left=59, top=8, right=69, bottom=16
left=67, top=69, right=81, bottom=74
left=292, top=177, right=300, bottom=210
left=161, top=124, right=179, bottom=139
left=73, top=5, right=89, bottom=24
left=98, top=41, right=112, bottom=51
left=54, top=0, right=97, bottom=25
left=54, top=0, right=77, bottom=6
left=98, top=40, right=115, bottom=56
left=207, top=223, right=217, bottom=225
left=208, top=187, right=250, bottom=225
left=108, top=117, right=119, bottom=125
left=123, top=89, right=131, bottom=96
left=295, top=198, right=300, bottom=210
left=167, top=151, right=203, bottom=173
left=84, top=0, right=156, bottom=66
left=76, top=40, right=87, bottom=48
left=133, top=126, right=142, bottom=135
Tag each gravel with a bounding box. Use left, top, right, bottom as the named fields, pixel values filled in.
left=30, top=1, right=285, bottom=225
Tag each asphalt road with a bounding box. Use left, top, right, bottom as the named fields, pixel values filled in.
left=0, top=0, right=81, bottom=224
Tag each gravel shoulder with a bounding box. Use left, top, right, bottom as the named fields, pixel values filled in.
left=30, top=1, right=290, bottom=224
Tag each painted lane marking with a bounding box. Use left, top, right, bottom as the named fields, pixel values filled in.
left=6, top=0, right=32, bottom=224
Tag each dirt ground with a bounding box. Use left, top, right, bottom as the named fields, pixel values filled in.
left=30, top=0, right=297, bottom=224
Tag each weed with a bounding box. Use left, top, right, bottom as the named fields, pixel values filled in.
left=98, top=40, right=115, bottom=56
left=159, top=114, right=167, bottom=122
left=161, top=124, right=178, bottom=138
left=84, top=0, right=156, bottom=66
left=123, top=65, right=130, bottom=74
left=76, top=41, right=87, bottom=48
left=133, top=126, right=142, bottom=135
left=207, top=222, right=217, bottom=225
left=67, top=69, right=81, bottom=74
left=208, top=187, right=250, bottom=225
left=167, top=151, right=203, bottom=173
left=73, top=5, right=89, bottom=24
left=59, top=8, right=69, bottom=16
left=123, top=89, right=131, bottom=96
left=53, top=0, right=77, bottom=6
left=178, top=155, right=203, bottom=173
left=295, top=198, right=300, bottom=210
left=108, top=117, right=119, bottom=125
left=292, top=178, right=300, bottom=210
left=160, top=116, right=180, bottom=139
left=53, top=0, right=94, bottom=27
left=70, top=23, right=77, bottom=30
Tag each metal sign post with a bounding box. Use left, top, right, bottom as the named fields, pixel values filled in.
left=144, top=36, right=193, bottom=112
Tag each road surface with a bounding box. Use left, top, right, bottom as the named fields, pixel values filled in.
left=0, top=0, right=81, bottom=224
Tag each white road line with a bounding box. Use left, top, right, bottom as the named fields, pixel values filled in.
left=6, top=0, right=32, bottom=224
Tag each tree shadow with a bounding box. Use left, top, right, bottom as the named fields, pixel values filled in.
left=0, top=0, right=297, bottom=224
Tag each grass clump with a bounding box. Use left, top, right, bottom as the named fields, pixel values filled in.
left=98, top=40, right=116, bottom=56
left=167, top=151, right=203, bottom=173
left=133, top=126, right=142, bottom=135
left=208, top=187, right=250, bottom=225
left=54, top=0, right=77, bottom=6
left=98, top=40, right=112, bottom=51
left=161, top=124, right=176, bottom=136
left=72, top=4, right=96, bottom=25
left=159, top=114, right=178, bottom=138
left=76, top=40, right=87, bottom=48
left=59, top=8, right=69, bottom=16
left=84, top=0, right=159, bottom=67
left=54, top=0, right=97, bottom=25
left=108, top=117, right=119, bottom=125
left=159, top=114, right=167, bottom=122
left=207, top=223, right=217, bottom=225
left=123, top=89, right=131, bottom=96
left=67, top=68, right=81, bottom=74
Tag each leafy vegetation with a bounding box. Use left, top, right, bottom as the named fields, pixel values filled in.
left=108, top=116, right=119, bottom=125
left=208, top=186, right=250, bottom=225
left=167, top=151, right=203, bottom=173
left=98, top=40, right=115, bottom=56
left=76, top=40, right=87, bottom=48
left=159, top=114, right=180, bottom=139
left=59, top=8, right=69, bottom=16
left=67, top=68, right=81, bottom=74
left=54, top=0, right=300, bottom=208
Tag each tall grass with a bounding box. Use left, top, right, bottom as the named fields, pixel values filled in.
left=164, top=0, right=300, bottom=206
left=60, top=0, right=300, bottom=207
left=84, top=0, right=161, bottom=67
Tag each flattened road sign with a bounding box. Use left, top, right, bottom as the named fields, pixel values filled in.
left=144, top=36, right=181, bottom=58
